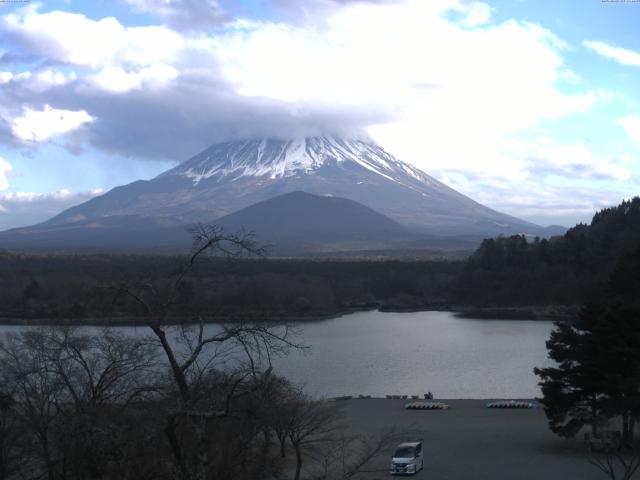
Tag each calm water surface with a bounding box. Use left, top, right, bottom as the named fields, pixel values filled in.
left=0, top=311, right=555, bottom=399
left=272, top=310, right=555, bottom=398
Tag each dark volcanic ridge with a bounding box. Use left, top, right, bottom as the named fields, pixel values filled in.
left=216, top=191, right=406, bottom=241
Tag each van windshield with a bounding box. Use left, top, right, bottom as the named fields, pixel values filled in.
left=394, top=447, right=415, bottom=458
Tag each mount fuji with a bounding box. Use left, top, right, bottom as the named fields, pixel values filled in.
left=0, top=137, right=562, bottom=253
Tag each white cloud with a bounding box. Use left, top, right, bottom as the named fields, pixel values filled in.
left=1, top=6, right=186, bottom=105
left=3, top=10, right=125, bottom=69
left=29, top=69, right=77, bottom=91
left=0, top=72, right=13, bottom=84
left=88, top=67, right=141, bottom=93
left=10, top=104, right=94, bottom=142
left=0, top=71, right=33, bottom=84
left=0, top=69, right=77, bottom=94
left=0, top=188, right=105, bottom=231
left=452, top=1, right=493, bottom=27
left=199, top=0, right=619, bottom=222
left=88, top=64, right=178, bottom=93
left=525, top=142, right=631, bottom=181
left=218, top=5, right=574, bottom=109
left=618, top=115, right=640, bottom=150
left=440, top=173, right=632, bottom=227
left=211, top=2, right=598, bottom=179
left=124, top=0, right=228, bottom=32
left=2, top=188, right=74, bottom=202
left=583, top=40, right=640, bottom=67
left=0, top=157, right=12, bottom=191
left=0, top=71, right=31, bottom=84
left=2, top=9, right=184, bottom=69
left=2, top=0, right=598, bottom=164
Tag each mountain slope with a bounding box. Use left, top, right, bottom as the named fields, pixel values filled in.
left=0, top=215, right=192, bottom=252
left=214, top=191, right=407, bottom=241
left=0, top=192, right=421, bottom=254
left=42, top=137, right=544, bottom=236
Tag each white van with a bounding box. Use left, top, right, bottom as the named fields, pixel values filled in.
left=390, top=441, right=423, bottom=475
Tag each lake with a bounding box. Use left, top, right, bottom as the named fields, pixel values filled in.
left=0, top=310, right=555, bottom=399
left=272, top=310, right=555, bottom=398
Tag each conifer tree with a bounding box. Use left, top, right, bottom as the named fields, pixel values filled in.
left=535, top=248, right=640, bottom=444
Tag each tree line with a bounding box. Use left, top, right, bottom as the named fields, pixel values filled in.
left=0, top=253, right=460, bottom=323
left=456, top=197, right=640, bottom=307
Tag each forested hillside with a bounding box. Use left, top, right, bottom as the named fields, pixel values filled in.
left=456, top=197, right=640, bottom=306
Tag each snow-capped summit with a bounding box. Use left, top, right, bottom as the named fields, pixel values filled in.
left=36, top=136, right=543, bottom=237
left=160, top=137, right=442, bottom=189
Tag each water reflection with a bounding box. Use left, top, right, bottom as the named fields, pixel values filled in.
left=270, top=310, right=554, bottom=398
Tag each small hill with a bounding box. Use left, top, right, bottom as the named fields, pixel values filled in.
left=215, top=191, right=406, bottom=242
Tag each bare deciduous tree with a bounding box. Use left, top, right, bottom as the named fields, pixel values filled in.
left=309, top=427, right=414, bottom=480
left=588, top=438, right=640, bottom=480
left=114, top=225, right=303, bottom=480
left=0, top=327, right=160, bottom=480
left=286, top=398, right=344, bottom=480
left=0, top=392, right=24, bottom=480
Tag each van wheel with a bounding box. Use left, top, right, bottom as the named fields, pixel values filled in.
left=420, top=460, right=424, bottom=471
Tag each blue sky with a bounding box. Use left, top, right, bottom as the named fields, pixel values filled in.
left=0, top=0, right=639, bottom=230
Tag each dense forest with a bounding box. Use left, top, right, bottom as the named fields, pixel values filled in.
left=0, top=253, right=460, bottom=323
left=456, top=197, right=640, bottom=307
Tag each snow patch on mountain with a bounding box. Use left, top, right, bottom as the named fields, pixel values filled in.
left=161, top=137, right=440, bottom=189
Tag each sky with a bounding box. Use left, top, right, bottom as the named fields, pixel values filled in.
left=0, top=0, right=639, bottom=230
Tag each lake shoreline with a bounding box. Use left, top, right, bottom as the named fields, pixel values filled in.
left=2, top=310, right=554, bottom=399
left=0, top=303, right=577, bottom=326
left=454, top=304, right=579, bottom=321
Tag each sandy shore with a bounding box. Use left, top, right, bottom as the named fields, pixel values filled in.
left=334, top=398, right=603, bottom=480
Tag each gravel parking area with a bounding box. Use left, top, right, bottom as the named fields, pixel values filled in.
left=336, top=398, right=604, bottom=480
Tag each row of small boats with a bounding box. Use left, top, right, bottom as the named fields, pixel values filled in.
left=404, top=400, right=538, bottom=410
left=405, top=402, right=449, bottom=410
left=486, top=400, right=536, bottom=409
